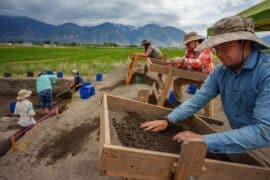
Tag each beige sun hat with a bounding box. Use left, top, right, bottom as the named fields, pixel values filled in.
left=195, top=15, right=269, bottom=52
left=72, top=69, right=78, bottom=74
left=183, top=32, right=205, bottom=45
left=17, top=89, right=32, bottom=100
left=141, top=39, right=151, bottom=46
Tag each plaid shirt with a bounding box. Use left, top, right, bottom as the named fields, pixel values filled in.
left=177, top=48, right=214, bottom=74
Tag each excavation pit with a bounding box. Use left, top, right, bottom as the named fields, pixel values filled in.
left=0, top=77, right=73, bottom=157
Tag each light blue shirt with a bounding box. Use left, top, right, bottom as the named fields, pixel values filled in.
left=36, top=75, right=58, bottom=93
left=168, top=50, right=270, bottom=154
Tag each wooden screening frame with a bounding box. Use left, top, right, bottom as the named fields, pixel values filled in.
left=98, top=94, right=270, bottom=180
left=146, top=58, right=208, bottom=106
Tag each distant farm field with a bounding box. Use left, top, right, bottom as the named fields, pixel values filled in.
left=0, top=46, right=184, bottom=76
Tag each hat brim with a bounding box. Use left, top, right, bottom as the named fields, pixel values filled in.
left=17, top=91, right=32, bottom=100
left=195, top=31, right=269, bottom=52
left=184, top=36, right=205, bottom=45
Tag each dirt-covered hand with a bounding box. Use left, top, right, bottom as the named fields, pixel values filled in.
left=172, top=131, right=204, bottom=143
left=140, top=120, right=168, bottom=132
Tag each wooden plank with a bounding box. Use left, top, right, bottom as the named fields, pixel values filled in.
left=99, top=144, right=270, bottom=180
left=99, top=144, right=177, bottom=180
left=198, top=159, right=270, bottom=180
left=152, top=82, right=160, bottom=101
left=157, top=70, right=174, bottom=106
left=191, top=115, right=217, bottom=134
left=125, top=58, right=137, bottom=84
left=106, top=94, right=171, bottom=117
left=129, top=53, right=148, bottom=61
left=150, top=59, right=170, bottom=66
left=102, top=94, right=111, bottom=145
left=147, top=58, right=207, bottom=82
left=137, top=89, right=150, bottom=103
left=171, top=68, right=207, bottom=82
left=174, top=139, right=207, bottom=179
left=148, top=62, right=170, bottom=74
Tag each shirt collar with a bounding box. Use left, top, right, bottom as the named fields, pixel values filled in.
left=242, top=50, right=259, bottom=70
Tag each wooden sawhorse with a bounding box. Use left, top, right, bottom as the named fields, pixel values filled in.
left=146, top=58, right=214, bottom=117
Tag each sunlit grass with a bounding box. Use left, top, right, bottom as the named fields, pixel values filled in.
left=0, top=46, right=184, bottom=76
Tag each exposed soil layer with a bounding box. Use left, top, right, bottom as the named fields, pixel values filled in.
left=112, top=111, right=185, bottom=154
left=37, top=118, right=99, bottom=165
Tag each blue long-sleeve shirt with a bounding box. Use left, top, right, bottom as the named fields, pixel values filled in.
left=168, top=50, right=270, bottom=154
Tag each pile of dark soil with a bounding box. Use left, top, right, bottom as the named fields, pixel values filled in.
left=112, top=112, right=185, bottom=154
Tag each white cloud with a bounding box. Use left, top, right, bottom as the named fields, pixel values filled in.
left=0, top=0, right=263, bottom=35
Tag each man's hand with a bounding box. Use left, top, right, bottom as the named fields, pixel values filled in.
left=172, top=131, right=204, bottom=143
left=140, top=120, right=169, bottom=132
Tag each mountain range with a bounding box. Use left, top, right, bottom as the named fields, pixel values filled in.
left=0, top=15, right=185, bottom=47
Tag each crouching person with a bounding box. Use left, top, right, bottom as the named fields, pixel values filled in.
left=70, top=69, right=84, bottom=91
left=14, top=89, right=36, bottom=128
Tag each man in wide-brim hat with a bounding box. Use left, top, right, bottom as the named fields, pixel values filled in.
left=140, top=39, right=163, bottom=59
left=140, top=15, right=270, bottom=154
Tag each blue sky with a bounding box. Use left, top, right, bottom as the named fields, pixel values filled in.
left=0, top=0, right=265, bottom=36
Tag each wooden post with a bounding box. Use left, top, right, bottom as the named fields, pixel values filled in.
left=125, top=57, right=137, bottom=84
left=174, top=139, right=207, bottom=180
left=125, top=54, right=148, bottom=84
left=157, top=69, right=174, bottom=106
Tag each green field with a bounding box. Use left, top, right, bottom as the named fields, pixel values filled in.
left=0, top=46, right=184, bottom=75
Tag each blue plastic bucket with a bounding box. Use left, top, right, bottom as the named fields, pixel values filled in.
left=84, top=84, right=95, bottom=96
left=80, top=86, right=91, bottom=99
left=47, top=70, right=54, bottom=75
left=80, top=82, right=95, bottom=99
left=96, top=73, right=103, bottom=81
left=9, top=102, right=16, bottom=113
left=57, top=71, right=63, bottom=78
left=186, top=84, right=197, bottom=94
left=168, top=91, right=176, bottom=104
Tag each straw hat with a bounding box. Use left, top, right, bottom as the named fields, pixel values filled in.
left=141, top=39, right=151, bottom=46
left=17, top=89, right=32, bottom=100
left=183, top=32, right=205, bottom=45
left=195, top=15, right=269, bottom=52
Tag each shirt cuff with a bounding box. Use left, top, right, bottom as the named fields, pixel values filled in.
left=167, top=112, right=178, bottom=124
left=204, top=134, right=225, bottom=153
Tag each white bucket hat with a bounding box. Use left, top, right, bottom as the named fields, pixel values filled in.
left=17, top=89, right=32, bottom=100
left=72, top=69, right=78, bottom=74
left=195, top=15, right=269, bottom=52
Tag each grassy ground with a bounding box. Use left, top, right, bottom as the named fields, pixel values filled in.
left=0, top=46, right=184, bottom=76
